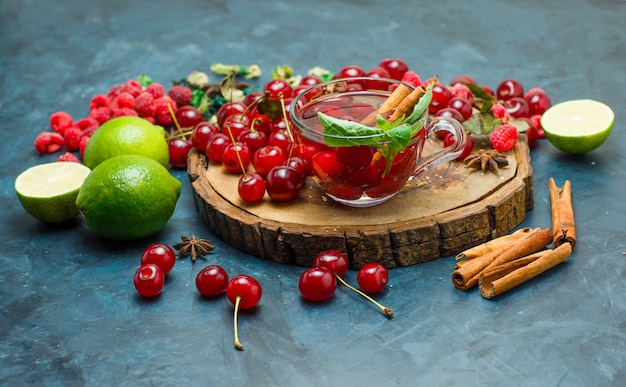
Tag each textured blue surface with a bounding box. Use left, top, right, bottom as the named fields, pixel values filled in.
left=1, top=0, right=625, bottom=386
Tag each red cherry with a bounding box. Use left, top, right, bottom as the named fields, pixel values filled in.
left=356, top=263, right=389, bottom=293
left=265, top=165, right=303, bottom=202
left=311, top=151, right=343, bottom=181
left=325, top=180, right=364, bottom=201
left=503, top=97, right=530, bottom=118
left=141, top=244, right=176, bottom=275
left=196, top=265, right=229, bottom=297
left=496, top=78, right=524, bottom=100
left=243, top=91, right=264, bottom=106
left=335, top=146, right=374, bottom=172
left=226, top=275, right=262, bottom=310
left=223, top=114, right=251, bottom=139
left=206, top=133, right=230, bottom=163
left=435, top=108, right=465, bottom=138
left=449, top=75, right=477, bottom=86
left=313, top=250, right=349, bottom=276
left=378, top=58, right=409, bottom=80
left=226, top=274, right=262, bottom=351
left=252, top=145, right=286, bottom=176
left=284, top=156, right=307, bottom=177
left=175, top=105, right=204, bottom=128
left=217, top=102, right=247, bottom=128
left=524, top=88, right=552, bottom=116
left=191, top=122, right=219, bottom=151
left=428, top=83, right=453, bottom=114
left=298, top=267, right=337, bottom=302
left=337, top=65, right=366, bottom=78
left=267, top=130, right=294, bottom=155
left=300, top=75, right=323, bottom=86
left=238, top=173, right=266, bottom=203
left=222, top=142, right=251, bottom=174
left=264, top=79, right=293, bottom=99
left=444, top=132, right=474, bottom=160
left=168, top=138, right=193, bottom=169
left=237, top=129, right=267, bottom=154
left=348, top=163, right=383, bottom=190
left=448, top=97, right=473, bottom=121
left=134, top=264, right=165, bottom=298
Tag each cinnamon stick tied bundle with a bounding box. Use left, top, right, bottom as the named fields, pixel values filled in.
left=451, top=227, right=553, bottom=291
left=549, top=178, right=576, bottom=247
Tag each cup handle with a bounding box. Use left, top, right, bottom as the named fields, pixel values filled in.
left=411, top=116, right=467, bottom=178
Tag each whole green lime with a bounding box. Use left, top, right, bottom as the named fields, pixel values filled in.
left=82, top=116, right=169, bottom=169
left=15, top=162, right=92, bottom=223
left=76, top=154, right=181, bottom=240
left=541, top=99, right=614, bottom=154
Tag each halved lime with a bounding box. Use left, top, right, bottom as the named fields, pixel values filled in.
left=541, top=99, right=614, bottom=154
left=15, top=162, right=91, bottom=223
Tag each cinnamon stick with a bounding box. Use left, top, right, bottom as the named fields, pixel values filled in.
left=452, top=227, right=553, bottom=290
left=360, top=84, right=412, bottom=126
left=479, top=242, right=573, bottom=299
left=549, top=178, right=576, bottom=247
left=455, top=227, right=531, bottom=261
left=387, top=85, right=426, bottom=122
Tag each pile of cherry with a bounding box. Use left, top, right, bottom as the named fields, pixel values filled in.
left=135, top=242, right=392, bottom=350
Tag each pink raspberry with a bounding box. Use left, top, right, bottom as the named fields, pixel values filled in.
left=490, top=103, right=511, bottom=121
left=89, top=107, right=112, bottom=125
left=400, top=71, right=422, bottom=87
left=123, top=79, right=143, bottom=97
left=49, top=111, right=73, bottom=135
left=108, top=84, right=124, bottom=99
left=57, top=152, right=81, bottom=163
left=63, top=126, right=83, bottom=151
left=34, top=131, right=65, bottom=154
left=79, top=136, right=90, bottom=158
left=154, top=105, right=175, bottom=126
left=168, top=85, right=192, bottom=106
left=145, top=83, right=165, bottom=99
left=112, top=107, right=139, bottom=118
left=142, top=116, right=156, bottom=125
left=89, top=94, right=110, bottom=110
left=133, top=92, right=156, bottom=117
left=74, top=117, right=100, bottom=137
left=153, top=96, right=178, bottom=126
left=111, top=91, right=135, bottom=110
left=490, top=124, right=519, bottom=152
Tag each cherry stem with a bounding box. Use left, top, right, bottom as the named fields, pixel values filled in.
left=233, top=295, right=244, bottom=351
left=278, top=93, right=296, bottom=160
left=225, top=122, right=249, bottom=178
left=166, top=103, right=185, bottom=137
left=334, top=273, right=394, bottom=318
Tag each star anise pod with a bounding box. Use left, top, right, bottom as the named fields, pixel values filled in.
left=173, top=234, right=215, bottom=262
left=463, top=149, right=509, bottom=173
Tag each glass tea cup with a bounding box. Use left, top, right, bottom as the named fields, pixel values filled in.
left=289, top=77, right=467, bottom=207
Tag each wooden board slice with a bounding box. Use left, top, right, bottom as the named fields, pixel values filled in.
left=188, top=136, right=533, bottom=268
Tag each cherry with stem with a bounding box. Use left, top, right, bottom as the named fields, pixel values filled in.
left=313, top=250, right=394, bottom=318
left=226, top=275, right=262, bottom=351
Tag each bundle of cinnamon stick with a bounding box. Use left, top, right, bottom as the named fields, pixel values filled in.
left=452, top=178, right=576, bottom=299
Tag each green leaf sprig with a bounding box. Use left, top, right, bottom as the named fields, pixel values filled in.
left=317, top=81, right=433, bottom=175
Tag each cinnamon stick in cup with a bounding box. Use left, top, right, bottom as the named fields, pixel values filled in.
left=360, top=84, right=412, bottom=126
left=549, top=178, right=576, bottom=247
